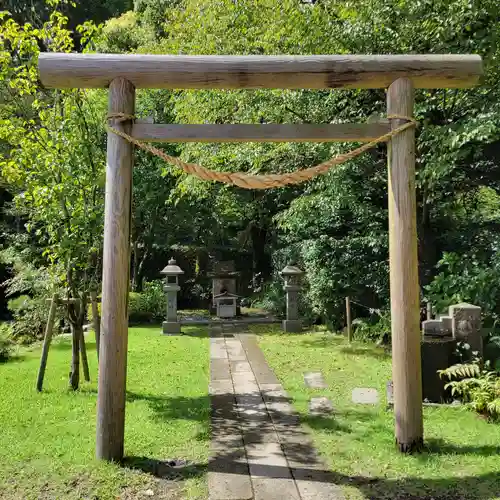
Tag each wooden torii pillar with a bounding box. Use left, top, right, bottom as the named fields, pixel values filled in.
left=38, top=53, right=482, bottom=459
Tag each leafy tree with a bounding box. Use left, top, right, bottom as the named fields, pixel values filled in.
left=0, top=5, right=105, bottom=387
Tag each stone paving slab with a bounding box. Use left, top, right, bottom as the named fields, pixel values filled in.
left=210, top=325, right=344, bottom=500
left=237, top=334, right=280, bottom=385
left=208, top=456, right=253, bottom=500
left=210, top=340, right=229, bottom=360
left=225, top=339, right=247, bottom=361
left=211, top=358, right=231, bottom=381
left=246, top=442, right=301, bottom=500
left=230, top=360, right=253, bottom=373
left=352, top=387, right=379, bottom=404
left=309, top=397, right=334, bottom=416
left=304, top=372, right=327, bottom=389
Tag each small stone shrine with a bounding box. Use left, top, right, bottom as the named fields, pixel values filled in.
left=160, top=258, right=184, bottom=334
left=281, top=264, right=304, bottom=333
left=208, top=260, right=241, bottom=318
left=214, top=291, right=239, bottom=318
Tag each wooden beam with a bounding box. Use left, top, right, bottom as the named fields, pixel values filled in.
left=39, top=53, right=482, bottom=90
left=96, top=78, right=134, bottom=461
left=387, top=78, right=423, bottom=453
left=131, top=122, right=391, bottom=143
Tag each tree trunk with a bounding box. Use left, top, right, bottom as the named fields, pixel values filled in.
left=131, top=239, right=139, bottom=291
left=135, top=250, right=148, bottom=292
left=69, top=321, right=80, bottom=390
left=251, top=225, right=271, bottom=281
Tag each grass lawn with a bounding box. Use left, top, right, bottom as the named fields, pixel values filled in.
left=0, top=325, right=209, bottom=500
left=257, top=326, right=500, bottom=500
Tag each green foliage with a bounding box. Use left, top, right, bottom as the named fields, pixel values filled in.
left=426, top=249, right=500, bottom=322
left=0, top=323, right=14, bottom=362
left=129, top=281, right=167, bottom=323
left=439, top=360, right=500, bottom=420
left=252, top=281, right=286, bottom=317
left=351, top=311, right=391, bottom=343
left=1, top=249, right=60, bottom=343
left=7, top=295, right=52, bottom=343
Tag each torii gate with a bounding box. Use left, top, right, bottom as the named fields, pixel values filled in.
left=38, top=53, right=482, bottom=460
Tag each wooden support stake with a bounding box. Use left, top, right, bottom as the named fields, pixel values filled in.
left=80, top=325, right=90, bottom=382
left=426, top=301, right=432, bottom=320
left=387, top=78, right=423, bottom=453
left=346, top=297, right=352, bottom=342
left=36, top=293, right=58, bottom=392
left=91, top=290, right=101, bottom=360
left=96, top=78, right=134, bottom=461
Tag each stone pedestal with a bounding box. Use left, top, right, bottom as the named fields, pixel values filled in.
left=163, top=320, right=181, bottom=335
left=160, top=258, right=184, bottom=336
left=281, top=264, right=304, bottom=333
left=162, top=286, right=181, bottom=335
left=283, top=285, right=302, bottom=333
left=421, top=337, right=457, bottom=403
left=282, top=319, right=302, bottom=333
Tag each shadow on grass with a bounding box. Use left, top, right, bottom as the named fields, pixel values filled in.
left=118, top=388, right=500, bottom=499
left=420, top=438, right=500, bottom=457
left=126, top=391, right=210, bottom=423
left=0, top=353, right=27, bottom=364
left=49, top=339, right=97, bottom=352
left=122, top=455, right=207, bottom=480
left=338, top=345, right=390, bottom=359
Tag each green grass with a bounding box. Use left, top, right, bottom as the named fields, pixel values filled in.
left=257, top=327, right=500, bottom=500
left=0, top=326, right=209, bottom=499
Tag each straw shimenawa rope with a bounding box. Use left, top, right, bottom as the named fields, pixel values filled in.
left=106, top=113, right=416, bottom=190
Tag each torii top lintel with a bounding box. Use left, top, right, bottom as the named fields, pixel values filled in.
left=39, top=53, right=482, bottom=90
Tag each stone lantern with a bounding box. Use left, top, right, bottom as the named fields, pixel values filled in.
left=160, top=258, right=184, bottom=335
left=281, top=264, right=304, bottom=333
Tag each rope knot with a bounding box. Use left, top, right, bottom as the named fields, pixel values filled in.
left=107, top=112, right=135, bottom=124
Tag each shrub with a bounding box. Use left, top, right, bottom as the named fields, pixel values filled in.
left=88, top=281, right=167, bottom=324
left=352, top=310, right=391, bottom=343
left=0, top=323, right=14, bottom=362
left=439, top=360, right=500, bottom=420
left=7, top=295, right=53, bottom=344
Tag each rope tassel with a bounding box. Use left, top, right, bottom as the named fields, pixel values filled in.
left=106, top=113, right=417, bottom=190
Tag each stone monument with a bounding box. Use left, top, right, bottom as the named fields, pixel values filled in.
left=420, top=301, right=482, bottom=402
left=208, top=261, right=240, bottom=317
left=160, top=258, right=184, bottom=335
left=281, top=264, right=304, bottom=333
left=449, top=303, right=482, bottom=354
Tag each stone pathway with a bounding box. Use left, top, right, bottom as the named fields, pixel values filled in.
left=208, top=323, right=343, bottom=500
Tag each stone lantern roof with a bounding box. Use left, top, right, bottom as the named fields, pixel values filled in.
left=160, top=258, right=184, bottom=276
left=280, top=264, right=304, bottom=276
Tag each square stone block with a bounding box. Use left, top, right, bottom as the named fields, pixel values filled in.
left=303, top=372, right=327, bottom=389
left=352, top=387, right=379, bottom=404
left=309, top=397, right=334, bottom=416
left=282, top=319, right=302, bottom=333
left=162, top=321, right=181, bottom=335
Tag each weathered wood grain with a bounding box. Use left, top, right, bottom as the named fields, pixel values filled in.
left=387, top=78, right=423, bottom=453
left=39, top=53, right=482, bottom=89
left=96, top=78, right=135, bottom=461
left=131, top=122, right=391, bottom=143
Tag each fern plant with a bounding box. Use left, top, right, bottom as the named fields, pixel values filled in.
left=439, top=360, right=500, bottom=420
